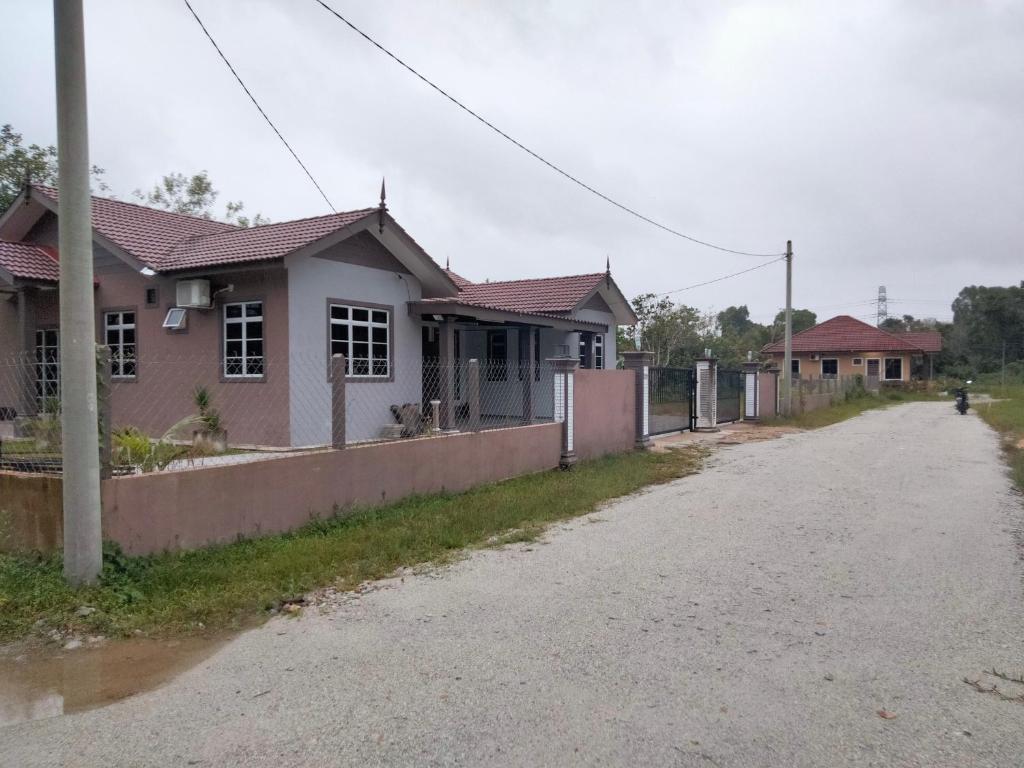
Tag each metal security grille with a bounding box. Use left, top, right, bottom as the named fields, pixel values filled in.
left=648, top=367, right=695, bottom=435
left=717, top=369, right=742, bottom=424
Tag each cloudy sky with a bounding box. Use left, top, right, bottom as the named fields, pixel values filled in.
left=4, top=0, right=1022, bottom=324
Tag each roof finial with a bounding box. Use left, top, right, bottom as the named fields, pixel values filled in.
left=446, top=255, right=450, bottom=270
left=605, top=255, right=611, bottom=287
left=378, top=177, right=386, bottom=234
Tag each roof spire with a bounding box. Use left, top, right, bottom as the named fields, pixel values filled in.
left=605, top=255, right=611, bottom=288
left=378, top=177, right=386, bottom=234
left=446, top=255, right=450, bottom=270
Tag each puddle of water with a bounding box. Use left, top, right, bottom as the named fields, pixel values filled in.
left=0, top=635, right=227, bottom=728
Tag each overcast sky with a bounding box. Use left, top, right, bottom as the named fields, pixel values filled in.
left=3, top=0, right=1022, bottom=324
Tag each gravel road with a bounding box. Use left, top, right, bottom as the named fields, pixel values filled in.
left=3, top=401, right=1022, bottom=767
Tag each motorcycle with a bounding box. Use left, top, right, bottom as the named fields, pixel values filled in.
left=953, top=382, right=971, bottom=415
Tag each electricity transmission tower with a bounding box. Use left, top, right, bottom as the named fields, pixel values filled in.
left=876, top=285, right=888, bottom=327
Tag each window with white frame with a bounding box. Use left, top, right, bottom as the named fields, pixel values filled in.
left=821, top=358, right=838, bottom=378
left=791, top=358, right=800, bottom=376
left=578, top=334, right=588, bottom=366
left=34, top=329, right=59, bottom=409
left=104, top=311, right=137, bottom=378
left=330, top=303, right=390, bottom=377
left=884, top=357, right=903, bottom=381
left=223, top=301, right=264, bottom=377
left=852, top=357, right=863, bottom=366
left=594, top=334, right=604, bottom=370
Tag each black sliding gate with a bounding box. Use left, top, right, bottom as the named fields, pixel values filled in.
left=717, top=369, right=742, bottom=424
left=648, top=367, right=695, bottom=435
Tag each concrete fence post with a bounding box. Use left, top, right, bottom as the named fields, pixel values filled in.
left=519, top=329, right=535, bottom=423
left=549, top=357, right=578, bottom=469
left=331, top=354, right=346, bottom=449
left=96, top=344, right=112, bottom=479
left=742, top=361, right=759, bottom=421
left=467, top=359, right=481, bottom=431
left=695, top=357, right=718, bottom=431
left=621, top=350, right=654, bottom=449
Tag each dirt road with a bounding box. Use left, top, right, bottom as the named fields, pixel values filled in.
left=3, top=402, right=1022, bottom=767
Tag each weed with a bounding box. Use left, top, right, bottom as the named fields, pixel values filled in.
left=0, top=446, right=705, bottom=643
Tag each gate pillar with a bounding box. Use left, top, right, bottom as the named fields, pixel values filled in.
left=549, top=357, right=579, bottom=469
left=622, top=351, right=654, bottom=449
left=742, top=361, right=760, bottom=420
left=695, top=357, right=718, bottom=431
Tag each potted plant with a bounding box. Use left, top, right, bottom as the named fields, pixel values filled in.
left=192, top=386, right=227, bottom=452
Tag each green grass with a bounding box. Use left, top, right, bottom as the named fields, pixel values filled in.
left=975, top=385, right=1024, bottom=491
left=766, top=389, right=941, bottom=430
left=0, top=438, right=60, bottom=456
left=0, top=446, right=706, bottom=644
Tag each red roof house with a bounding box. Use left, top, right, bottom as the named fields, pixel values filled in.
left=762, top=315, right=942, bottom=382
left=0, top=184, right=635, bottom=447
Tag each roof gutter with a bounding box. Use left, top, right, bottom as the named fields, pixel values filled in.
left=408, top=300, right=609, bottom=333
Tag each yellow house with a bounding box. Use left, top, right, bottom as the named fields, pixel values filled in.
left=762, top=315, right=942, bottom=383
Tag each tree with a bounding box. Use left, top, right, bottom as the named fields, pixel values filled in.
left=619, top=294, right=715, bottom=367
left=0, top=123, right=107, bottom=213
left=1, top=126, right=267, bottom=229
left=946, top=285, right=1024, bottom=375
left=769, top=308, right=817, bottom=341
left=716, top=305, right=754, bottom=337
left=133, top=171, right=269, bottom=228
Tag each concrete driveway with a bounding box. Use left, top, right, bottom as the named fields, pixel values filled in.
left=3, top=402, right=1022, bottom=767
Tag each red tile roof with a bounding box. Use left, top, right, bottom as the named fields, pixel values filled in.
left=443, top=268, right=473, bottom=289
left=34, top=185, right=235, bottom=269
left=0, top=239, right=59, bottom=282
left=163, top=209, right=377, bottom=272
left=31, top=185, right=377, bottom=273
left=452, top=273, right=607, bottom=314
left=762, top=315, right=934, bottom=354
left=893, top=330, right=943, bottom=353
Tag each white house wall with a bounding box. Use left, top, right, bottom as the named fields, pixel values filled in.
left=286, top=247, right=423, bottom=446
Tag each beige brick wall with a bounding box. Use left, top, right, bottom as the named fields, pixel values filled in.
left=769, top=352, right=910, bottom=382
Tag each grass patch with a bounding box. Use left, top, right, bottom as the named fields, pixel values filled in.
left=0, top=446, right=706, bottom=644
left=975, top=385, right=1024, bottom=492
left=766, top=389, right=940, bottom=430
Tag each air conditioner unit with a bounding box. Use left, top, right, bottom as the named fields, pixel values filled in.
left=176, top=279, right=211, bottom=309
left=810, top=353, right=820, bottom=361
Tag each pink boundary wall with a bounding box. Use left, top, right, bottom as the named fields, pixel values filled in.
left=573, top=369, right=636, bottom=461
left=2, top=370, right=643, bottom=556
left=101, top=422, right=562, bottom=555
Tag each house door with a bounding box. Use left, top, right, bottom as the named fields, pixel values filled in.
left=35, top=329, right=60, bottom=411
left=865, top=358, right=880, bottom=390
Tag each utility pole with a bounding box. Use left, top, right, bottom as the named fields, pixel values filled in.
left=782, top=240, right=793, bottom=415
left=54, top=0, right=102, bottom=586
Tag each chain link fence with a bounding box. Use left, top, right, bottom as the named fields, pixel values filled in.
left=0, top=350, right=560, bottom=475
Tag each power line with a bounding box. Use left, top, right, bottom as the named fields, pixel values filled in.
left=182, top=0, right=336, bottom=212
left=312, top=0, right=784, bottom=259
left=659, top=256, right=786, bottom=296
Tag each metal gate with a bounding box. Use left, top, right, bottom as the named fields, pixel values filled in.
left=648, top=367, right=695, bottom=435
left=717, top=369, right=742, bottom=424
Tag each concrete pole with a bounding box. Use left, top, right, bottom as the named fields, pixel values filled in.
left=782, top=240, right=793, bottom=416
left=54, top=0, right=103, bottom=586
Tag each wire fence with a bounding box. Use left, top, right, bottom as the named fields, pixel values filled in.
left=0, top=350, right=559, bottom=476
left=345, top=357, right=558, bottom=445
